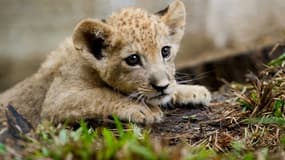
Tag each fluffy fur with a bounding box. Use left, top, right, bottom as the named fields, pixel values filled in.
left=0, top=0, right=211, bottom=127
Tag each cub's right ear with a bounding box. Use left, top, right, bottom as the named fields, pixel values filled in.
left=72, top=19, right=115, bottom=60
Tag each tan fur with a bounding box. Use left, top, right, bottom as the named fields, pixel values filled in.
left=0, top=0, right=211, bottom=127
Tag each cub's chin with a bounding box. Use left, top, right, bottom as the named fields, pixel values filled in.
left=146, top=94, right=172, bottom=106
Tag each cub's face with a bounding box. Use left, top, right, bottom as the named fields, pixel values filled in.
left=73, top=0, right=185, bottom=105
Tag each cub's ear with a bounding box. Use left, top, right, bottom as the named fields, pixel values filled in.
left=72, top=19, right=115, bottom=60
left=156, top=0, right=186, bottom=43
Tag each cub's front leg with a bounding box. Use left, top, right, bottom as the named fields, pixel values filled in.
left=173, top=84, right=211, bottom=105
left=41, top=79, right=163, bottom=124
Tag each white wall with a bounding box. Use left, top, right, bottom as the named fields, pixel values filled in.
left=0, top=0, right=285, bottom=90
left=0, top=0, right=284, bottom=58
left=206, top=0, right=285, bottom=48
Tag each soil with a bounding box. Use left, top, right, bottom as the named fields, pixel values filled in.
left=152, top=86, right=243, bottom=150
left=80, top=86, right=247, bottom=151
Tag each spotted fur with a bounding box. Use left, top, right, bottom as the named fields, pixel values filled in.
left=0, top=0, right=211, bottom=126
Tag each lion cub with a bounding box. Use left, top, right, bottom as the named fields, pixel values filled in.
left=0, top=0, right=211, bottom=127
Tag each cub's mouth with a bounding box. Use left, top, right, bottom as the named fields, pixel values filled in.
left=128, top=83, right=176, bottom=106
left=147, top=92, right=172, bottom=106
left=149, top=92, right=169, bottom=100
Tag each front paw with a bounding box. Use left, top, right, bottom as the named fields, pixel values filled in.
left=117, top=104, right=163, bottom=124
left=173, top=85, right=211, bottom=105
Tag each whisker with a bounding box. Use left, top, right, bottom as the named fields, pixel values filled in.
left=175, top=72, right=195, bottom=76
left=194, top=71, right=211, bottom=78
left=177, top=79, right=194, bottom=83
left=177, top=79, right=198, bottom=84
left=176, top=71, right=211, bottom=79
left=176, top=71, right=210, bottom=84
left=175, top=74, right=189, bottom=78
left=138, top=87, right=153, bottom=93
left=175, top=76, right=189, bottom=81
left=141, top=97, right=147, bottom=107
left=136, top=93, right=145, bottom=104
left=128, top=92, right=140, bottom=99
left=139, top=88, right=152, bottom=92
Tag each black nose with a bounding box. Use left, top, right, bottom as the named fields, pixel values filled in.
left=151, top=83, right=169, bottom=92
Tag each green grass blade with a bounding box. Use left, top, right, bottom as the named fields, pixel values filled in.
left=268, top=53, right=285, bottom=66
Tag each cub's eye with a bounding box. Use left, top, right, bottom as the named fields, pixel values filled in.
left=161, top=46, right=171, bottom=58
left=125, top=54, right=141, bottom=66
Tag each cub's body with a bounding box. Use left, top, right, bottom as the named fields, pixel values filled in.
left=0, top=1, right=211, bottom=127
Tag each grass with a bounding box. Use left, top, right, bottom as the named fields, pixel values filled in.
left=1, top=121, right=284, bottom=160
left=232, top=53, right=285, bottom=155
left=3, top=115, right=285, bottom=160
left=1, top=53, right=285, bottom=159
left=0, top=119, right=264, bottom=160
left=1, top=119, right=218, bottom=160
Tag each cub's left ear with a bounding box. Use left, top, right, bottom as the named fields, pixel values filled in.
left=156, top=0, right=186, bottom=43
left=72, top=19, right=118, bottom=60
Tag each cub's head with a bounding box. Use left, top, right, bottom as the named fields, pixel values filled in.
left=73, top=0, right=185, bottom=105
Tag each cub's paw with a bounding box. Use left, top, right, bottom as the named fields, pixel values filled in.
left=117, top=104, right=163, bottom=124
left=173, top=84, right=211, bottom=105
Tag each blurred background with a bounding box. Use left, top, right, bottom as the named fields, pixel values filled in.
left=0, top=0, right=285, bottom=91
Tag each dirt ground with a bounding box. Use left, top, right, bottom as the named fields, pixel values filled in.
left=86, top=85, right=245, bottom=150
left=152, top=86, right=242, bottom=149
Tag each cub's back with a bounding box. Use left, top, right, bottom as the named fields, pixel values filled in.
left=0, top=38, right=73, bottom=127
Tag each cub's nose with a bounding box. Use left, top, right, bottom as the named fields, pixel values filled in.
left=150, top=83, right=169, bottom=92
